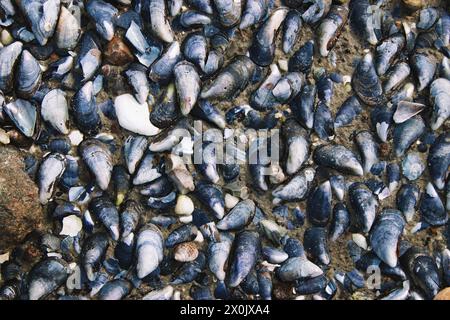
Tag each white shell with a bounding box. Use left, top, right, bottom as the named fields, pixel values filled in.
left=0, top=252, right=9, bottom=264
left=142, top=286, right=174, bottom=300
left=60, top=215, right=83, bottom=237
left=114, top=94, right=161, bottom=136
left=225, top=193, right=239, bottom=209
left=352, top=233, right=368, bottom=250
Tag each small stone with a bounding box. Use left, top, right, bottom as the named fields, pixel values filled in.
left=240, top=186, right=249, bottom=200
left=68, top=130, right=83, bottom=146
left=104, top=36, right=134, bottom=66
left=1, top=29, right=13, bottom=45
left=0, top=128, right=10, bottom=144
left=434, top=287, right=450, bottom=300
left=194, top=230, right=204, bottom=243
left=175, top=195, right=194, bottom=215
left=225, top=193, right=239, bottom=209
left=278, top=59, right=288, bottom=72
left=342, top=75, right=352, bottom=84
left=379, top=143, right=390, bottom=157
left=60, top=215, right=83, bottom=237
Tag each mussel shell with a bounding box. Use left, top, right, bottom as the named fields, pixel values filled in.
left=183, top=32, right=208, bottom=71
left=201, top=55, right=256, bottom=100
left=282, top=10, right=303, bottom=54
left=429, top=78, right=450, bottom=130
left=228, top=230, right=260, bottom=287
left=427, top=133, right=450, bottom=190
left=78, top=138, right=113, bottom=191
left=369, top=209, right=405, bottom=268
left=86, top=0, right=118, bottom=41
left=304, top=227, right=330, bottom=265
left=27, top=258, right=68, bottom=300
left=3, top=99, right=37, bottom=138
left=334, top=96, right=362, bottom=128
left=313, top=144, right=364, bottom=176
left=419, top=183, right=448, bottom=227
left=288, top=40, right=314, bottom=75
left=352, top=53, right=384, bottom=106
left=0, top=41, right=23, bottom=93
left=348, top=183, right=378, bottom=233
left=72, top=81, right=101, bottom=135
left=125, top=64, right=150, bottom=105
left=18, top=0, right=60, bottom=46
left=329, top=202, right=350, bottom=241
left=316, top=5, right=349, bottom=57
left=41, top=89, right=69, bottom=134
left=307, top=181, right=332, bottom=227
left=400, top=247, right=442, bottom=299
left=148, top=0, right=174, bottom=43
left=249, top=8, right=289, bottom=67
left=392, top=115, right=425, bottom=157
left=411, top=53, right=437, bottom=92
left=55, top=6, right=81, bottom=50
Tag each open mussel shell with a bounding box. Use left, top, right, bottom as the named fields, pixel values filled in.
left=0, top=41, right=23, bottom=93
left=3, top=99, right=37, bottom=138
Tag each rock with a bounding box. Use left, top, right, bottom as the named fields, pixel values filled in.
left=104, top=36, right=134, bottom=66
left=0, top=147, right=43, bottom=253
left=434, top=288, right=450, bottom=300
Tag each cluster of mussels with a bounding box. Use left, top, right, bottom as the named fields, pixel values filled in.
left=0, top=0, right=449, bottom=300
